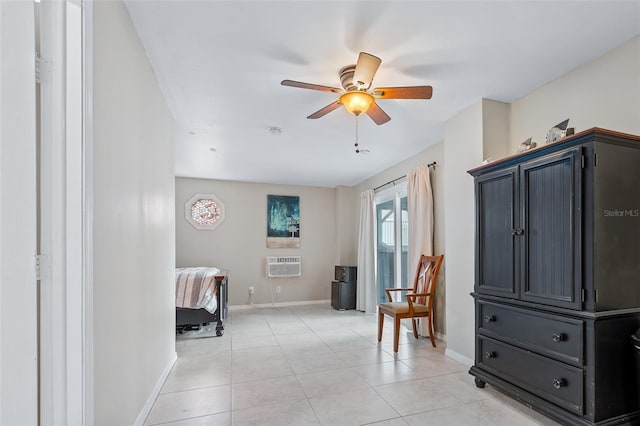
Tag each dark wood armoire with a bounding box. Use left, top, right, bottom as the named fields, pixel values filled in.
left=468, top=128, right=640, bottom=425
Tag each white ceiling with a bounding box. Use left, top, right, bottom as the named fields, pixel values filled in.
left=124, top=1, right=640, bottom=187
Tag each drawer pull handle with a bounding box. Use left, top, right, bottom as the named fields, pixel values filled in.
left=484, top=315, right=496, bottom=323
left=484, top=351, right=496, bottom=359
left=552, top=378, right=566, bottom=389
left=552, top=333, right=566, bottom=342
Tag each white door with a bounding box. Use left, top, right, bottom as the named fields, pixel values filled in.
left=0, top=1, right=39, bottom=424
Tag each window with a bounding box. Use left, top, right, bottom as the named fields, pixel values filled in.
left=375, top=181, right=408, bottom=304
left=185, top=193, right=225, bottom=230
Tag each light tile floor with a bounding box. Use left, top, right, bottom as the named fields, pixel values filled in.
left=146, top=304, right=559, bottom=426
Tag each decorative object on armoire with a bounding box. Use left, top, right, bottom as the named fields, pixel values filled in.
left=185, top=193, right=225, bottom=230
left=517, top=137, right=537, bottom=152
left=267, top=195, right=300, bottom=248
left=545, top=119, right=571, bottom=144
left=468, top=128, right=640, bottom=425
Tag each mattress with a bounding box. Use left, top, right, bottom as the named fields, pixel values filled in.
left=175, top=267, right=220, bottom=313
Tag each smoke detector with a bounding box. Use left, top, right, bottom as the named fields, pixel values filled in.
left=268, top=126, right=282, bottom=136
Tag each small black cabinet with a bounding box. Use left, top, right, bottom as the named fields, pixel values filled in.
left=332, top=266, right=356, bottom=310
left=331, top=281, right=356, bottom=310
left=469, top=128, right=640, bottom=425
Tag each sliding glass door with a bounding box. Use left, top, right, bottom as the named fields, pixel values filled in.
left=376, top=183, right=409, bottom=304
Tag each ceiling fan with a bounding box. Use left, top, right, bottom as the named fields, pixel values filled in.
left=281, top=52, right=433, bottom=125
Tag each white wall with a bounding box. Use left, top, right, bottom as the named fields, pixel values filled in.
left=176, top=178, right=336, bottom=306
left=510, top=36, right=640, bottom=152
left=353, top=142, right=445, bottom=333
left=92, top=2, right=175, bottom=424
left=0, top=2, right=38, bottom=423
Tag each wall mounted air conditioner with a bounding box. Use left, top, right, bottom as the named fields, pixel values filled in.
left=266, top=256, right=301, bottom=278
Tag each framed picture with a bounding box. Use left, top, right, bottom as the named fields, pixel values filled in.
left=267, top=195, right=300, bottom=248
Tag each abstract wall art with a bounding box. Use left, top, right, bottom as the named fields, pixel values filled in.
left=267, top=195, right=300, bottom=248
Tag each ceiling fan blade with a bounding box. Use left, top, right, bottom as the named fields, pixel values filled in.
left=352, top=52, right=381, bottom=89
left=373, top=86, right=433, bottom=99
left=307, top=101, right=343, bottom=119
left=281, top=79, right=342, bottom=93
left=366, top=101, right=391, bottom=125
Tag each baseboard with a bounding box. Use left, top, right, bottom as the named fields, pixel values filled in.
left=445, top=348, right=474, bottom=368
left=134, top=351, right=177, bottom=426
left=230, top=299, right=330, bottom=310
left=416, top=318, right=446, bottom=342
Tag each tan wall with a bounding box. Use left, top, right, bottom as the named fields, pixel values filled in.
left=443, top=99, right=509, bottom=363
left=335, top=185, right=357, bottom=266
left=176, top=178, right=337, bottom=306
left=92, top=1, right=176, bottom=424
left=442, top=102, right=483, bottom=360
left=510, top=36, right=640, bottom=152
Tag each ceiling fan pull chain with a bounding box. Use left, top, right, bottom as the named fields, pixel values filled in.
left=354, top=116, right=360, bottom=153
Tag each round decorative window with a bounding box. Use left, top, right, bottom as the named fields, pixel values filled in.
left=185, top=194, right=225, bottom=230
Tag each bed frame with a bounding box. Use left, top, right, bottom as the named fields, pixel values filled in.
left=176, top=273, right=228, bottom=336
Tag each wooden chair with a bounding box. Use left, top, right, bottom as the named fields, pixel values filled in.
left=377, top=254, right=444, bottom=353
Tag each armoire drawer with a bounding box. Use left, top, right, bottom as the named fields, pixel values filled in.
left=477, top=336, right=583, bottom=415
left=478, top=301, right=583, bottom=366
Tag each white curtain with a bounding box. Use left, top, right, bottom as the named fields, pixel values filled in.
left=408, top=164, right=434, bottom=266
left=356, top=189, right=377, bottom=314
left=407, top=164, right=435, bottom=335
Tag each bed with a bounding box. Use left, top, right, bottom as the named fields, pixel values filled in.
left=175, top=267, right=228, bottom=336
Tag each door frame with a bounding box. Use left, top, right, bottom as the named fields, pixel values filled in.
left=38, top=0, right=93, bottom=423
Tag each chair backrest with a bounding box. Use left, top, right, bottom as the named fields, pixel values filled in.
left=412, top=255, right=444, bottom=309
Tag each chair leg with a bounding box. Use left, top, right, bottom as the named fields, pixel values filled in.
left=428, top=311, right=436, bottom=347
left=411, top=319, right=418, bottom=339
left=378, top=312, right=384, bottom=342
left=394, top=317, right=400, bottom=353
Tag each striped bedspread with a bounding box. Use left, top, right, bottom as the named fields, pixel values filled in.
left=175, top=267, right=220, bottom=314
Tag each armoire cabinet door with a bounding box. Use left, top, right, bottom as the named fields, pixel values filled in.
left=520, top=148, right=583, bottom=309
left=475, top=167, right=519, bottom=298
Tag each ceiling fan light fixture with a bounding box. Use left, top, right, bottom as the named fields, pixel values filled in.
left=282, top=51, right=431, bottom=124
left=339, top=91, right=374, bottom=116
